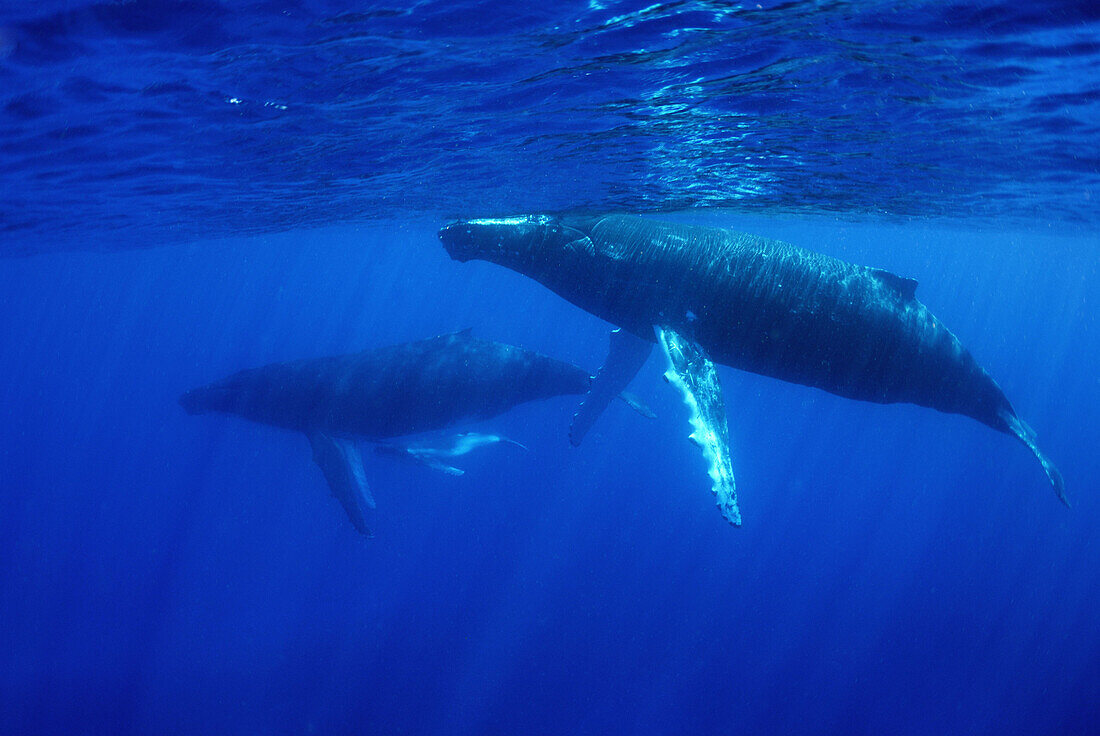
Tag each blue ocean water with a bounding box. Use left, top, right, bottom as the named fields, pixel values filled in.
left=1, top=2, right=1098, bottom=735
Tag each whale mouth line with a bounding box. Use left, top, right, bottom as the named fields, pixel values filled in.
left=437, top=222, right=475, bottom=261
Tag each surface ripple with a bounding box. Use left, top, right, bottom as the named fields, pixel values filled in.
left=1, top=0, right=1098, bottom=253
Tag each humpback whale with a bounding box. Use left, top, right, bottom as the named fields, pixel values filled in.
left=180, top=330, right=650, bottom=536
left=439, top=214, right=1066, bottom=526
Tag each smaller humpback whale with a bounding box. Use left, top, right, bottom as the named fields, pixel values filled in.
left=439, top=215, right=1065, bottom=526
left=180, top=330, right=652, bottom=536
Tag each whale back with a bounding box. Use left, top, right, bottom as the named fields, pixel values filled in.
left=180, top=332, right=593, bottom=439
left=576, top=216, right=1019, bottom=435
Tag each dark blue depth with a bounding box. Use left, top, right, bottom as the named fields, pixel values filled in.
left=1, top=218, right=1096, bottom=735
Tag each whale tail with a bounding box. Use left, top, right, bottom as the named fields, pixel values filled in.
left=997, top=407, right=1068, bottom=507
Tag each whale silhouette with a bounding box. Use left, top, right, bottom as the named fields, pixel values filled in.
left=440, top=214, right=1065, bottom=526
left=181, top=330, right=651, bottom=536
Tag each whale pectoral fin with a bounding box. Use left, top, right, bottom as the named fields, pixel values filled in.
left=375, top=432, right=527, bottom=476
left=373, top=441, right=464, bottom=475
left=307, top=432, right=376, bottom=537
left=998, top=409, right=1069, bottom=507
left=407, top=455, right=466, bottom=476
left=440, top=432, right=528, bottom=456
left=656, top=326, right=742, bottom=527
left=570, top=328, right=654, bottom=446
left=617, top=390, right=656, bottom=419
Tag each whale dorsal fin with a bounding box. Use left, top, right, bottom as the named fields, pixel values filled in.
left=870, top=269, right=918, bottom=300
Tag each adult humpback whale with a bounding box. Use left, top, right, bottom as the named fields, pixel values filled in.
left=180, top=330, right=649, bottom=536
left=439, top=214, right=1066, bottom=526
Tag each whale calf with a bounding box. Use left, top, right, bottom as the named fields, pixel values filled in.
left=180, top=330, right=650, bottom=536
left=439, top=214, right=1065, bottom=525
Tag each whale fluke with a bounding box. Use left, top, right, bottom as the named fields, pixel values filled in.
left=999, top=409, right=1068, bottom=507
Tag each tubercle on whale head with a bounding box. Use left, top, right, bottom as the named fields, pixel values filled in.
left=438, top=215, right=593, bottom=272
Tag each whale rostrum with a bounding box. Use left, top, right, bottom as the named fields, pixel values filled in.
left=439, top=214, right=1066, bottom=525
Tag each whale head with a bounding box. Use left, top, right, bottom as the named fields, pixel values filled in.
left=179, top=384, right=229, bottom=415
left=438, top=215, right=597, bottom=272
left=439, top=214, right=632, bottom=325
left=178, top=372, right=256, bottom=416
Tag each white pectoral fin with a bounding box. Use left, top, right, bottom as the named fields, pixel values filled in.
left=570, top=328, right=654, bottom=446
left=307, top=432, right=376, bottom=537
left=656, top=326, right=741, bottom=527
left=437, top=432, right=527, bottom=456
left=409, top=455, right=466, bottom=476
left=617, top=390, right=656, bottom=419
left=375, top=432, right=527, bottom=477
